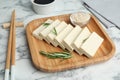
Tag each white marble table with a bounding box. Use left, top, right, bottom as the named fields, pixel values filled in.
left=0, top=0, right=120, bottom=80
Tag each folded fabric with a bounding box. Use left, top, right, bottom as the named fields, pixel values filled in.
left=84, top=0, right=120, bottom=28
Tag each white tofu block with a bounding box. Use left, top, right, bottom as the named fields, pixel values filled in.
left=72, top=27, right=91, bottom=55
left=55, top=24, right=73, bottom=49
left=81, top=32, right=104, bottom=58
left=32, top=19, right=53, bottom=40
left=46, top=21, right=67, bottom=47
left=62, top=25, right=82, bottom=52
left=39, top=19, right=61, bottom=43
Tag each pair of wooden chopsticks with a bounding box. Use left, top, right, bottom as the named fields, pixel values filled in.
left=4, top=10, right=16, bottom=80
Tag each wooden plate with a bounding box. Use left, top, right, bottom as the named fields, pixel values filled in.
left=26, top=14, right=115, bottom=72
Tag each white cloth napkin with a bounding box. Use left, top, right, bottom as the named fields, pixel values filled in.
left=83, top=0, right=120, bottom=29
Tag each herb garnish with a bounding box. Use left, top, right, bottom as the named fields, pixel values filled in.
left=42, top=23, right=50, bottom=27
left=40, top=51, right=72, bottom=59
left=52, top=28, right=57, bottom=35
left=83, top=38, right=88, bottom=43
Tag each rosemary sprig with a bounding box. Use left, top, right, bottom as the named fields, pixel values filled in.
left=42, top=23, right=50, bottom=27
left=83, top=38, right=88, bottom=43
left=40, top=51, right=72, bottom=59
left=52, top=28, right=57, bottom=35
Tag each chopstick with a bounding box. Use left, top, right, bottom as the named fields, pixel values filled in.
left=4, top=10, right=16, bottom=80
left=11, top=10, right=16, bottom=80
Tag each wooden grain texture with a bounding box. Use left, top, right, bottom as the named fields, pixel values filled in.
left=26, top=14, right=115, bottom=72
left=5, top=10, right=15, bottom=69
left=11, top=10, right=16, bottom=65
left=3, top=21, right=23, bottom=29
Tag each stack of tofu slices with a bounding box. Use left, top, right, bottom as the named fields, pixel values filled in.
left=33, top=19, right=104, bottom=58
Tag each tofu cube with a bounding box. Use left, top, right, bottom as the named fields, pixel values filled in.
left=46, top=21, right=67, bottom=47
left=72, top=27, right=91, bottom=55
left=55, top=24, right=73, bottom=49
left=39, top=19, right=61, bottom=44
left=81, top=32, right=104, bottom=58
left=32, top=19, right=53, bottom=40
left=62, top=25, right=82, bottom=52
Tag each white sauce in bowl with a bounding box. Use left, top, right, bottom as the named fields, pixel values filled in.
left=70, top=12, right=91, bottom=28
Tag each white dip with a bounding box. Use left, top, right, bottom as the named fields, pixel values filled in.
left=70, top=12, right=91, bottom=28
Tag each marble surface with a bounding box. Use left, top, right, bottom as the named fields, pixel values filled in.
left=0, top=0, right=120, bottom=80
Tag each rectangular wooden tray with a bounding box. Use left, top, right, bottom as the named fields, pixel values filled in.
left=26, top=14, right=115, bottom=72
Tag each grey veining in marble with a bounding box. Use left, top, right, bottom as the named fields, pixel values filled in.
left=0, top=0, right=120, bottom=80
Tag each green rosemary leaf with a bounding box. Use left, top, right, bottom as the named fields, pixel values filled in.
left=52, top=28, right=57, bottom=35
left=83, top=38, right=88, bottom=43
left=39, top=51, right=72, bottom=59
left=42, top=23, right=50, bottom=27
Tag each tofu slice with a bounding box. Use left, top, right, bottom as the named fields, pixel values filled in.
left=32, top=19, right=53, bottom=40
left=55, top=24, right=73, bottom=49
left=62, top=25, right=82, bottom=52
left=72, top=27, right=91, bottom=55
left=39, top=19, right=61, bottom=43
left=46, top=21, right=67, bottom=47
left=80, top=32, right=104, bottom=58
